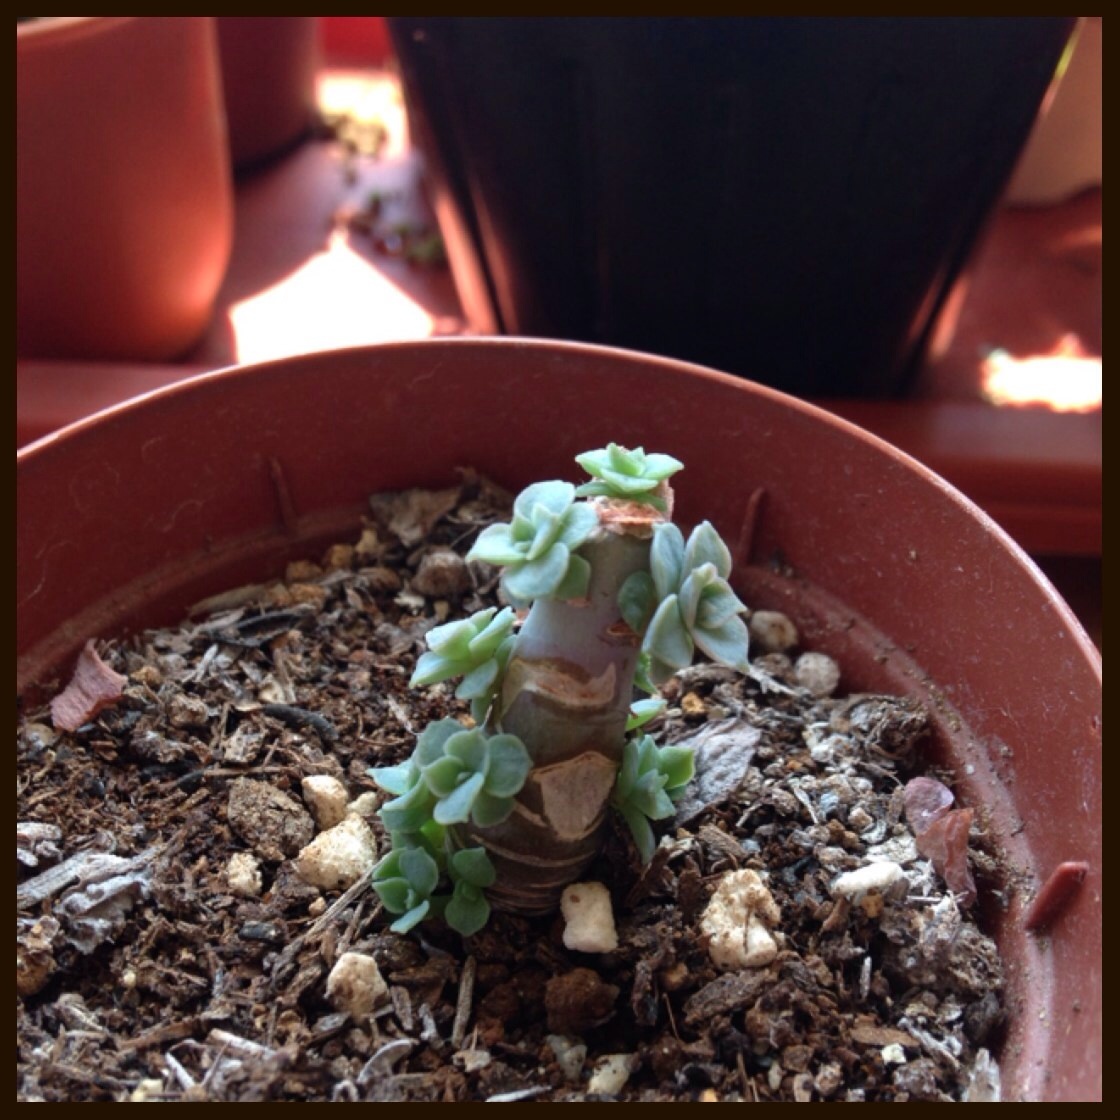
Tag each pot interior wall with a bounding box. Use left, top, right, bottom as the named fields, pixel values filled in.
left=16, top=340, right=1100, bottom=1099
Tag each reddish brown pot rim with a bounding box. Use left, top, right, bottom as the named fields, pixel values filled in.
left=16, top=338, right=1102, bottom=1100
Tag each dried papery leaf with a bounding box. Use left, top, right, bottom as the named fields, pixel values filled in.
left=903, top=776, right=956, bottom=836
left=50, top=640, right=128, bottom=731
left=671, top=719, right=762, bottom=825
left=915, top=807, right=977, bottom=907
left=369, top=486, right=461, bottom=547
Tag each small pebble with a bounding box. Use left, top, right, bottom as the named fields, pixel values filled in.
left=226, top=851, right=263, bottom=897
left=227, top=778, right=314, bottom=862
left=547, top=1035, right=588, bottom=1083
left=294, top=815, right=378, bottom=891
left=831, top=861, right=905, bottom=903
left=411, top=548, right=470, bottom=598
left=794, top=651, right=841, bottom=697
left=130, top=1079, right=166, bottom=1103
left=881, top=1043, right=907, bottom=1065
left=346, top=791, right=382, bottom=820
left=587, top=1053, right=635, bottom=1096
left=453, top=1048, right=492, bottom=1073
left=561, top=881, right=619, bottom=954
left=748, top=610, right=799, bottom=653
left=701, top=868, right=782, bottom=970
left=326, top=951, right=388, bottom=1019
left=301, top=774, right=350, bottom=831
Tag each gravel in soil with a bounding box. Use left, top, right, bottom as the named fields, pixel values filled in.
left=17, top=474, right=1005, bottom=1102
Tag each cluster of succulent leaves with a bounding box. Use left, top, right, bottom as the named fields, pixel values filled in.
left=610, top=732, right=696, bottom=863
left=371, top=444, right=749, bottom=938
left=574, top=442, right=683, bottom=510
left=410, top=607, right=516, bottom=722
left=466, top=481, right=599, bottom=608
left=620, top=520, right=749, bottom=685
left=371, top=842, right=497, bottom=937
left=369, top=718, right=530, bottom=935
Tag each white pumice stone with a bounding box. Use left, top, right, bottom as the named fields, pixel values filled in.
left=831, top=861, right=906, bottom=902
left=560, top=881, right=619, bottom=953
left=587, top=1053, right=636, bottom=1096
left=346, top=790, right=382, bottom=820
left=326, top=951, right=388, bottom=1019
left=301, top=774, right=350, bottom=831
left=547, top=1035, right=588, bottom=1083
left=701, top=868, right=782, bottom=970
left=226, top=851, right=263, bottom=898
left=794, top=651, right=842, bottom=697
left=748, top=609, right=800, bottom=653
left=294, top=815, right=378, bottom=891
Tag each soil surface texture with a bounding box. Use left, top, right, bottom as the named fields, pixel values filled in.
left=17, top=475, right=1005, bottom=1102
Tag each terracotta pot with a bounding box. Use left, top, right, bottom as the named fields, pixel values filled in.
left=217, top=17, right=321, bottom=171
left=16, top=17, right=234, bottom=362
left=16, top=340, right=1101, bottom=1100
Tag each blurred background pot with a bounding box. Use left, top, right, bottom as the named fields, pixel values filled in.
left=16, top=17, right=234, bottom=362
left=16, top=340, right=1101, bottom=1100
left=217, top=16, right=321, bottom=172
left=389, top=18, right=1076, bottom=399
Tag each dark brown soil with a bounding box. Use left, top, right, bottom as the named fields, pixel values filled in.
left=17, top=475, right=1006, bottom=1102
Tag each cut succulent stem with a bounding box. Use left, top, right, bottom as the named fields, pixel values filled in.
left=372, top=444, right=749, bottom=934
left=457, top=508, right=665, bottom=913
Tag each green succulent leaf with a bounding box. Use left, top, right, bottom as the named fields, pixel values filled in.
left=399, top=846, right=440, bottom=897
left=684, top=520, right=733, bottom=579
left=447, top=728, right=489, bottom=774
left=617, top=803, right=658, bottom=864
left=629, top=773, right=676, bottom=821
left=650, top=523, right=685, bottom=601
left=410, top=608, right=516, bottom=720
left=468, top=523, right=522, bottom=567
left=644, top=595, right=695, bottom=684
left=618, top=570, right=656, bottom=635
left=470, top=790, right=516, bottom=827
left=368, top=760, right=414, bottom=797
left=692, top=613, right=750, bottom=671
left=449, top=846, right=497, bottom=889
left=389, top=902, right=431, bottom=934
left=626, top=697, right=667, bottom=732
left=484, top=734, right=533, bottom=797
left=444, top=881, right=490, bottom=937
left=420, top=755, right=464, bottom=798
left=374, top=877, right=410, bottom=914
left=404, top=724, right=533, bottom=829
left=379, top=775, right=437, bottom=833
left=415, top=718, right=462, bottom=767
left=657, top=744, right=696, bottom=794
left=433, top=771, right=486, bottom=825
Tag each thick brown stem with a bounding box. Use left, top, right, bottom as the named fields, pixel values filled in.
left=457, top=504, right=664, bottom=913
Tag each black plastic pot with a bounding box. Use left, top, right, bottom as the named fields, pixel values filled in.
left=390, top=17, right=1075, bottom=398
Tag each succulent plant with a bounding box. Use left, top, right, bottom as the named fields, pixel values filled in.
left=373, top=443, right=750, bottom=935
